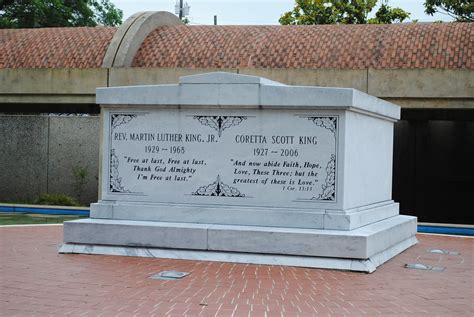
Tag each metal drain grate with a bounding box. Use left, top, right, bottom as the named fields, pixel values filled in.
left=149, top=271, right=190, bottom=280
left=429, top=249, right=460, bottom=255
left=405, top=263, right=445, bottom=272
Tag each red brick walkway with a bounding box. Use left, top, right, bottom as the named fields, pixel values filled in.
left=0, top=225, right=472, bottom=316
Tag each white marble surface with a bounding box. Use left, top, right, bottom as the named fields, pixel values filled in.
left=59, top=235, right=417, bottom=273
left=95, top=72, right=401, bottom=229
left=96, top=72, right=400, bottom=121
left=101, top=108, right=340, bottom=210
left=91, top=200, right=399, bottom=230
left=92, top=201, right=327, bottom=229
left=179, top=72, right=284, bottom=85
left=60, top=72, right=416, bottom=272
left=63, top=219, right=210, bottom=250
left=208, top=215, right=416, bottom=259
left=341, top=111, right=395, bottom=209
left=324, top=202, right=400, bottom=230
left=62, top=215, right=416, bottom=260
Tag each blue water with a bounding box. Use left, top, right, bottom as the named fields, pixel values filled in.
left=0, top=206, right=89, bottom=216
left=417, top=225, right=473, bottom=236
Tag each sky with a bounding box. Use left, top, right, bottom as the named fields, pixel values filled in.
left=112, top=0, right=452, bottom=25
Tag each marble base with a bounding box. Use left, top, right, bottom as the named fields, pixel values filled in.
left=60, top=235, right=416, bottom=273
left=90, top=200, right=400, bottom=231
left=60, top=215, right=417, bottom=272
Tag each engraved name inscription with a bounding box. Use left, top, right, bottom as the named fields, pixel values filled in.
left=106, top=110, right=338, bottom=207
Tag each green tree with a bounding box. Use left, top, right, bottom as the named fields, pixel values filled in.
left=279, top=0, right=410, bottom=25
left=424, top=0, right=473, bottom=22
left=0, top=0, right=123, bottom=28
left=369, top=1, right=410, bottom=24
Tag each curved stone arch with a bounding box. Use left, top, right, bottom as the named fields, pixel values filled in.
left=102, top=11, right=182, bottom=68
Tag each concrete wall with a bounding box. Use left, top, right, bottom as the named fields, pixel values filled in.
left=367, top=69, right=474, bottom=99
left=0, top=68, right=108, bottom=104
left=0, top=116, right=49, bottom=200
left=0, top=115, right=99, bottom=205
left=1, top=67, right=472, bottom=109
left=107, top=67, right=473, bottom=109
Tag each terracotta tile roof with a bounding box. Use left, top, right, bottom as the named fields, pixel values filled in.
left=133, top=23, right=473, bottom=69
left=0, top=27, right=116, bottom=68
left=1, top=23, right=472, bottom=70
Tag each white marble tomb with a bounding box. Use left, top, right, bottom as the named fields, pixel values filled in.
left=59, top=72, right=417, bottom=273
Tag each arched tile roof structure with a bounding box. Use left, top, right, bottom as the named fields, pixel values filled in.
left=0, top=27, right=116, bottom=68
left=133, top=23, right=473, bottom=69
left=0, top=23, right=472, bottom=69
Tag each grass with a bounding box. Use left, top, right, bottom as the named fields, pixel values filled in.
left=33, top=193, right=81, bottom=206
left=1, top=193, right=83, bottom=207
left=0, top=213, right=86, bottom=225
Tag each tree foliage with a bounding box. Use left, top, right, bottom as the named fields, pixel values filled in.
left=279, top=0, right=410, bottom=25
left=0, top=0, right=123, bottom=28
left=424, top=0, right=473, bottom=22
left=371, top=2, right=410, bottom=24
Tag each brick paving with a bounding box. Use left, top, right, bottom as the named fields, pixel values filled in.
left=0, top=225, right=472, bottom=316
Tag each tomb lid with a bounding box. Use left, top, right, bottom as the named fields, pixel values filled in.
left=97, top=72, right=400, bottom=121
left=179, top=72, right=285, bottom=86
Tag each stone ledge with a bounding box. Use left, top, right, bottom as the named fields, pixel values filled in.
left=59, top=235, right=417, bottom=273
left=90, top=201, right=400, bottom=230
left=62, top=215, right=416, bottom=262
